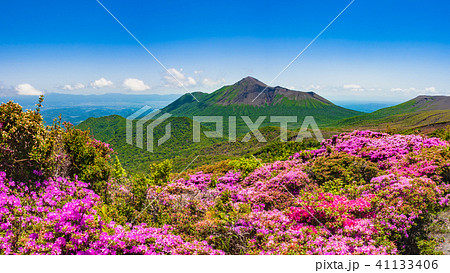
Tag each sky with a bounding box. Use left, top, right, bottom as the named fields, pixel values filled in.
left=0, top=0, right=449, bottom=103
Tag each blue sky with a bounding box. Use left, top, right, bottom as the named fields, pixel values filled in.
left=0, top=0, right=449, bottom=102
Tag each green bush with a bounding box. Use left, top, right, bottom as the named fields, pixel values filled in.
left=252, top=139, right=320, bottom=162
left=416, top=238, right=443, bottom=255
left=112, top=155, right=127, bottom=181
left=149, top=159, right=172, bottom=186
left=229, top=156, right=260, bottom=178
left=194, top=160, right=234, bottom=176
left=62, top=123, right=113, bottom=198
left=204, top=191, right=252, bottom=254
left=106, top=159, right=173, bottom=224
left=0, top=100, right=47, bottom=182
left=308, top=151, right=381, bottom=186
left=430, top=125, right=450, bottom=141
left=0, top=98, right=113, bottom=199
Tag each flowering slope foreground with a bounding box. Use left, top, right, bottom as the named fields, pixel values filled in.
left=0, top=173, right=222, bottom=255
left=1, top=130, right=450, bottom=255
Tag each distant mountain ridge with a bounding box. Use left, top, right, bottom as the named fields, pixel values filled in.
left=411, top=96, right=450, bottom=111
left=1, top=92, right=181, bottom=125
left=0, top=93, right=181, bottom=109
left=336, top=95, right=450, bottom=131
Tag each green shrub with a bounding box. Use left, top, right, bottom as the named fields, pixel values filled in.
left=194, top=159, right=234, bottom=176
left=229, top=156, right=260, bottom=178
left=62, top=123, right=113, bottom=198
left=149, top=159, right=172, bottom=186
left=0, top=100, right=47, bottom=182
left=252, top=139, right=320, bottom=162
left=0, top=98, right=113, bottom=199
left=204, top=191, right=252, bottom=254
left=416, top=238, right=443, bottom=255
left=430, top=125, right=450, bottom=141
left=106, top=159, right=173, bottom=224
left=308, top=151, right=381, bottom=186
left=112, top=155, right=127, bottom=181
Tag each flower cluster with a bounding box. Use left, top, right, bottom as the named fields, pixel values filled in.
left=0, top=172, right=222, bottom=255
left=313, top=130, right=447, bottom=169
left=1, top=130, right=449, bottom=255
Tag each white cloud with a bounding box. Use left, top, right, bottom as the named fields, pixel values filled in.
left=163, top=68, right=197, bottom=88
left=90, top=78, right=114, bottom=88
left=390, top=88, right=404, bottom=92
left=15, top=83, right=43, bottom=96
left=390, top=86, right=438, bottom=95
left=202, top=78, right=226, bottom=87
left=343, top=84, right=361, bottom=89
left=425, top=87, right=437, bottom=93
left=390, top=87, right=417, bottom=94
left=123, top=78, right=151, bottom=91
left=342, top=84, right=365, bottom=92
left=194, top=70, right=203, bottom=75
left=62, top=83, right=85, bottom=91
left=303, top=84, right=322, bottom=91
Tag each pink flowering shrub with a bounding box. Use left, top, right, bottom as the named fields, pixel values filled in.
left=288, top=192, right=374, bottom=231
left=0, top=101, right=113, bottom=199
left=0, top=172, right=222, bottom=255
left=237, top=165, right=310, bottom=210
left=319, top=130, right=447, bottom=169
left=237, top=203, right=394, bottom=255
left=358, top=174, right=450, bottom=253
left=2, top=127, right=450, bottom=255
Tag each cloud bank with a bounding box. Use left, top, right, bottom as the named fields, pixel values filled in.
left=90, top=78, right=114, bottom=88
left=123, top=78, right=151, bottom=91
left=62, top=83, right=85, bottom=91
left=15, top=83, right=43, bottom=96
left=163, top=68, right=197, bottom=88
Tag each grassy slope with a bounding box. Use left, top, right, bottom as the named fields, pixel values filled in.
left=346, top=110, right=450, bottom=132
left=334, top=97, right=450, bottom=132
left=335, top=99, right=418, bottom=126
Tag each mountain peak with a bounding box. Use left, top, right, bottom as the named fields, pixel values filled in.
left=237, top=76, right=267, bottom=87
left=213, top=77, right=331, bottom=106
left=161, top=76, right=362, bottom=127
